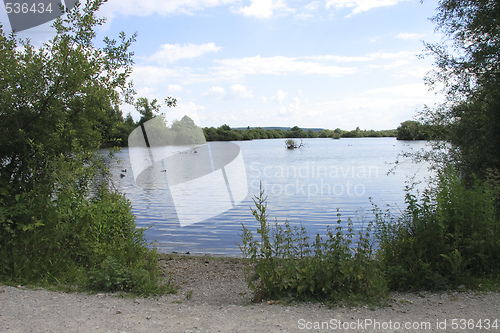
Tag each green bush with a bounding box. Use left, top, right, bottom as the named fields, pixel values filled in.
left=0, top=153, right=167, bottom=296
left=0, top=1, right=169, bottom=296
left=238, top=186, right=387, bottom=304
left=376, top=166, right=500, bottom=290
left=240, top=168, right=500, bottom=302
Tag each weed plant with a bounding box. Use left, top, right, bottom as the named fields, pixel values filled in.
left=376, top=166, right=500, bottom=291
left=240, top=168, right=500, bottom=303
left=237, top=185, right=387, bottom=304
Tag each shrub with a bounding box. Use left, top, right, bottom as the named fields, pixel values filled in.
left=376, top=166, right=500, bottom=290
left=284, top=139, right=304, bottom=149
left=238, top=186, right=387, bottom=304
left=0, top=0, right=168, bottom=296
left=0, top=153, right=167, bottom=296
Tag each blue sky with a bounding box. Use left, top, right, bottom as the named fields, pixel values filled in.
left=1, top=0, right=444, bottom=130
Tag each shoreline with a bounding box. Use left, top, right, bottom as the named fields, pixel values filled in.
left=1, top=254, right=499, bottom=332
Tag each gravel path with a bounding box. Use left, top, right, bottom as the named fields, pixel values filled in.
left=1, top=254, right=499, bottom=332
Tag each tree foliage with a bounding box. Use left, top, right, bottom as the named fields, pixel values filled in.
left=422, top=0, right=500, bottom=179
left=199, top=125, right=395, bottom=142
left=396, top=120, right=436, bottom=141
left=0, top=0, right=135, bottom=192
left=376, top=0, right=500, bottom=292
left=135, top=97, right=161, bottom=125
left=134, top=96, right=177, bottom=126
left=0, top=0, right=166, bottom=294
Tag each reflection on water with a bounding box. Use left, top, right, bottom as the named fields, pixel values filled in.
left=105, top=138, right=432, bottom=256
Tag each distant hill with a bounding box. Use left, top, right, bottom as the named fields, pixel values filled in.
left=234, top=126, right=325, bottom=132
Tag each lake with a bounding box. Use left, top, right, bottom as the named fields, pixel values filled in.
left=107, top=137, right=432, bottom=256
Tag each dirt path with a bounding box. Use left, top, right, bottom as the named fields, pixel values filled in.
left=1, top=255, right=499, bottom=332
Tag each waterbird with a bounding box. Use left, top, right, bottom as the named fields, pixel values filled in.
left=121, top=169, right=127, bottom=172
left=120, top=173, right=125, bottom=178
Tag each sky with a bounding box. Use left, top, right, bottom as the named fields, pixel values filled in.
left=1, top=0, right=445, bottom=130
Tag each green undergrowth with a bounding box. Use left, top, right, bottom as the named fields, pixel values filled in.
left=376, top=166, right=500, bottom=291
left=239, top=168, right=500, bottom=305
left=0, top=155, right=173, bottom=297
left=237, top=185, right=388, bottom=306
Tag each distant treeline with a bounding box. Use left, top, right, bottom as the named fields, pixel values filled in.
left=108, top=105, right=436, bottom=146
left=203, top=125, right=397, bottom=141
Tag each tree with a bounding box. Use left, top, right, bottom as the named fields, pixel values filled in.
left=343, top=128, right=362, bottom=138
left=307, top=129, right=319, bottom=138
left=216, top=124, right=238, bottom=141
left=377, top=1, right=500, bottom=293
left=422, top=0, right=500, bottom=179
left=134, top=96, right=177, bottom=126
left=135, top=97, right=161, bottom=125
left=100, top=105, right=126, bottom=146
left=288, top=126, right=305, bottom=138
left=203, top=127, right=219, bottom=141
left=171, top=115, right=205, bottom=145
left=250, top=127, right=266, bottom=139
left=0, top=0, right=136, bottom=186
left=397, top=120, right=431, bottom=141
left=0, top=0, right=163, bottom=292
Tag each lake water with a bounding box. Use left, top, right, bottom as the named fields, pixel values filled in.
left=107, top=138, right=432, bottom=256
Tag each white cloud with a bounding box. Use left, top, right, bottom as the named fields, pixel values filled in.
left=213, top=55, right=358, bottom=79
left=131, top=65, right=200, bottom=86
left=306, top=51, right=415, bottom=63
left=167, top=84, right=183, bottom=92
left=398, top=65, right=432, bottom=79
left=273, top=90, right=288, bottom=104
left=229, top=84, right=254, bottom=99
left=135, top=86, right=158, bottom=100
left=367, top=51, right=415, bottom=60
left=100, top=0, right=239, bottom=20
left=171, top=101, right=206, bottom=121
left=97, top=0, right=411, bottom=27
left=365, top=83, right=435, bottom=99
left=202, top=84, right=253, bottom=99
left=302, top=96, right=419, bottom=130
left=369, top=59, right=412, bottom=69
left=305, top=55, right=372, bottom=62
left=294, top=0, right=320, bottom=19
left=275, top=91, right=306, bottom=117
left=264, top=90, right=308, bottom=119
left=130, top=50, right=422, bottom=91
left=202, top=86, right=226, bottom=98
left=288, top=97, right=301, bottom=114
left=365, top=51, right=417, bottom=70
left=147, top=43, right=222, bottom=64
left=304, top=1, right=320, bottom=11
left=233, top=0, right=292, bottom=19
left=325, top=0, right=408, bottom=16
left=130, top=50, right=421, bottom=92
